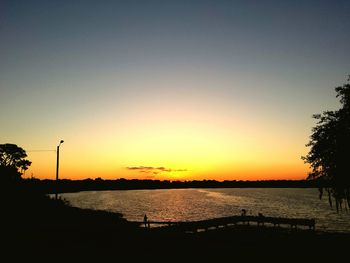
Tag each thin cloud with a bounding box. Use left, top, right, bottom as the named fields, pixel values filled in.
left=127, top=166, right=155, bottom=171
left=126, top=166, right=187, bottom=174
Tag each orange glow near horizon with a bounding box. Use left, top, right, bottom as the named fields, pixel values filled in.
left=23, top=104, right=310, bottom=181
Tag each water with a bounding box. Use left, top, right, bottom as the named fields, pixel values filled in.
left=60, top=188, right=350, bottom=233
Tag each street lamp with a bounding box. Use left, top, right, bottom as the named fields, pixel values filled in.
left=55, top=140, right=64, bottom=200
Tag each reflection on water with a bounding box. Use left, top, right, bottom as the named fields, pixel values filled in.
left=61, top=188, right=350, bottom=233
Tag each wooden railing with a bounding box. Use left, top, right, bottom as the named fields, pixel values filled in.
left=130, top=215, right=316, bottom=232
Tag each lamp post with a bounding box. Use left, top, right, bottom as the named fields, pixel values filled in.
left=55, top=140, right=64, bottom=200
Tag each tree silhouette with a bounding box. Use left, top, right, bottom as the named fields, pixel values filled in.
left=303, top=76, right=350, bottom=211
left=0, top=143, right=31, bottom=182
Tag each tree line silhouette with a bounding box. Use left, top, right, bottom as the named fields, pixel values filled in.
left=24, top=178, right=325, bottom=194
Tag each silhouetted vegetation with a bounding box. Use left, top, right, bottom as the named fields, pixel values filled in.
left=0, top=143, right=31, bottom=184
left=303, top=76, right=350, bottom=211
left=23, top=178, right=324, bottom=194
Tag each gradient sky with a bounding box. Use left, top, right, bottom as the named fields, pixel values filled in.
left=1, top=0, right=349, bottom=180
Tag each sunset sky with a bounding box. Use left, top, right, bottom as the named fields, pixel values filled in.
left=1, top=1, right=349, bottom=181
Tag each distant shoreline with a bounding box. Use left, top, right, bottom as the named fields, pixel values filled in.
left=23, top=178, right=326, bottom=194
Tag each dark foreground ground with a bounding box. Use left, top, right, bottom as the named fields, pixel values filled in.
left=5, top=223, right=350, bottom=262
left=2, top=188, right=349, bottom=262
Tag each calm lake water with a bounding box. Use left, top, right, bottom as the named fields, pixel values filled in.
left=61, top=188, right=350, bottom=233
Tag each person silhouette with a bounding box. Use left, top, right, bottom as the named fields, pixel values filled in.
left=241, top=209, right=247, bottom=216
left=144, top=214, right=148, bottom=228
left=258, top=212, right=264, bottom=226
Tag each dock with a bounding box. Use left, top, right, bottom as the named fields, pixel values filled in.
left=131, top=215, right=316, bottom=232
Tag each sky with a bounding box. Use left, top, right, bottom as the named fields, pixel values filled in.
left=1, top=0, right=349, bottom=181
